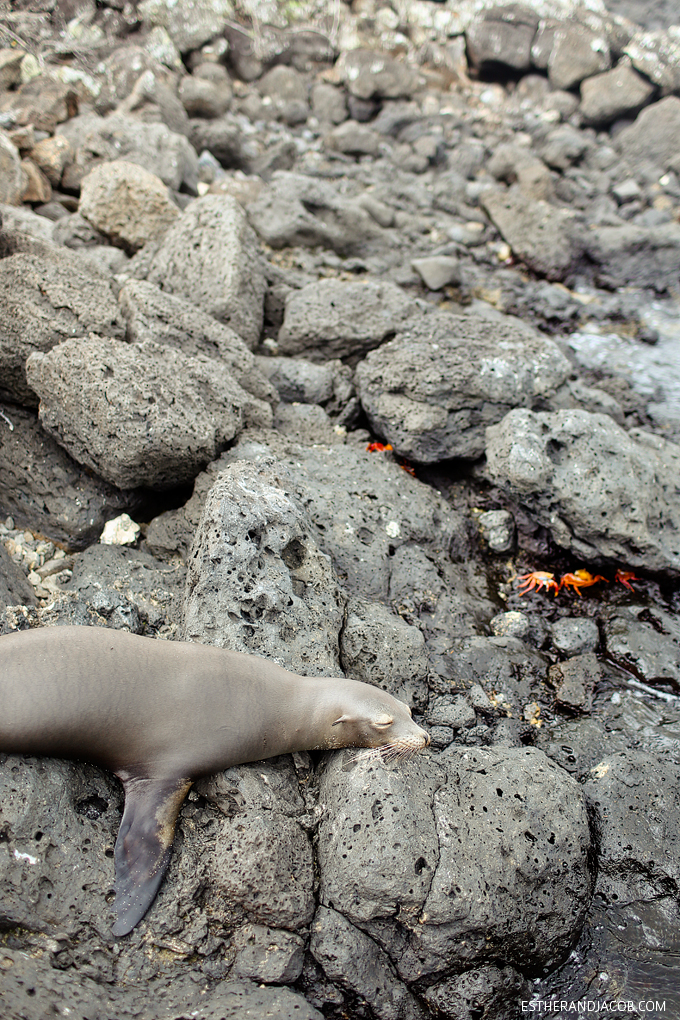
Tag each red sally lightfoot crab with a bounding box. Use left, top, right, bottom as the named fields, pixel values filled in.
left=517, top=567, right=641, bottom=597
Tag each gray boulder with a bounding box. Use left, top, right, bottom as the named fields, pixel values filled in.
left=277, top=278, right=415, bottom=361
left=78, top=159, right=178, bottom=253
left=547, top=23, right=611, bottom=90
left=57, top=112, right=198, bottom=193
left=0, top=542, right=36, bottom=609
left=484, top=408, right=680, bottom=576
left=118, top=279, right=276, bottom=404
left=466, top=7, right=538, bottom=73
left=318, top=745, right=591, bottom=977
left=0, top=247, right=125, bottom=407
left=355, top=312, right=571, bottom=462
left=183, top=459, right=345, bottom=675
left=583, top=751, right=680, bottom=904
left=615, top=96, right=680, bottom=173
left=310, top=906, right=427, bottom=1020
left=25, top=336, right=267, bottom=490
left=601, top=605, right=680, bottom=686
left=340, top=597, right=429, bottom=707
left=197, top=759, right=315, bottom=929
left=0, top=129, right=26, bottom=205
left=585, top=223, right=680, bottom=293
left=147, top=194, right=265, bottom=348
left=579, top=64, right=655, bottom=127
left=246, top=172, right=383, bottom=255
left=481, top=187, right=584, bottom=281
left=0, top=405, right=136, bottom=550
left=337, top=48, right=418, bottom=100
left=254, top=356, right=336, bottom=405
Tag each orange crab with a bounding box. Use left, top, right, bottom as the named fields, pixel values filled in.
left=615, top=569, right=639, bottom=591
left=400, top=461, right=416, bottom=476
left=366, top=442, right=393, bottom=453
left=559, top=569, right=607, bottom=595
left=517, top=571, right=559, bottom=596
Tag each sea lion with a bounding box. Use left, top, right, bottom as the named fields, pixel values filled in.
left=0, top=625, right=429, bottom=937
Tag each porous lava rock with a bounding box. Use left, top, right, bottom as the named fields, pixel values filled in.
left=484, top=408, right=680, bottom=576
left=355, top=312, right=571, bottom=462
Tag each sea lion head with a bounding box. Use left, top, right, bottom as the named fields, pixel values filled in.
left=327, top=680, right=430, bottom=760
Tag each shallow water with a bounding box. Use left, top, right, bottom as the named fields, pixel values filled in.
left=567, top=300, right=680, bottom=433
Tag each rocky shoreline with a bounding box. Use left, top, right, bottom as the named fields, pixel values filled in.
left=1, top=1, right=680, bottom=1017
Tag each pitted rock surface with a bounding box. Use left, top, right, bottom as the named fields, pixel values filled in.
left=147, top=193, right=265, bottom=347
left=118, top=279, right=276, bottom=404
left=183, top=459, right=345, bottom=674
left=355, top=312, right=571, bottom=462
left=0, top=405, right=136, bottom=550
left=484, top=408, right=680, bottom=576
left=0, top=248, right=125, bottom=406
left=277, top=277, right=416, bottom=361
left=26, top=336, right=263, bottom=490
left=317, top=745, right=591, bottom=979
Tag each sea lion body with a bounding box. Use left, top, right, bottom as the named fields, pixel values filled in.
left=0, top=625, right=429, bottom=935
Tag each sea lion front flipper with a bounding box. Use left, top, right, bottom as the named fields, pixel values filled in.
left=112, top=775, right=192, bottom=937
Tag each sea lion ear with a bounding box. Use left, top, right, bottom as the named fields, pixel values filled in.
left=332, top=713, right=353, bottom=726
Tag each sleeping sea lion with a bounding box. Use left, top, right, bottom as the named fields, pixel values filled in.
left=0, top=625, right=429, bottom=936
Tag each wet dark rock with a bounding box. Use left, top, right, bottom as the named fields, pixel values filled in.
left=310, top=906, right=428, bottom=1020
left=0, top=405, right=137, bottom=550
left=583, top=751, right=680, bottom=905
left=550, top=617, right=600, bottom=656
left=277, top=277, right=415, bottom=361
left=355, top=311, right=570, bottom=462
left=26, top=336, right=265, bottom=490
left=0, top=244, right=125, bottom=407
left=549, top=652, right=600, bottom=714
left=422, top=964, right=530, bottom=1020
left=601, top=605, right=680, bottom=687
left=485, top=409, right=680, bottom=576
